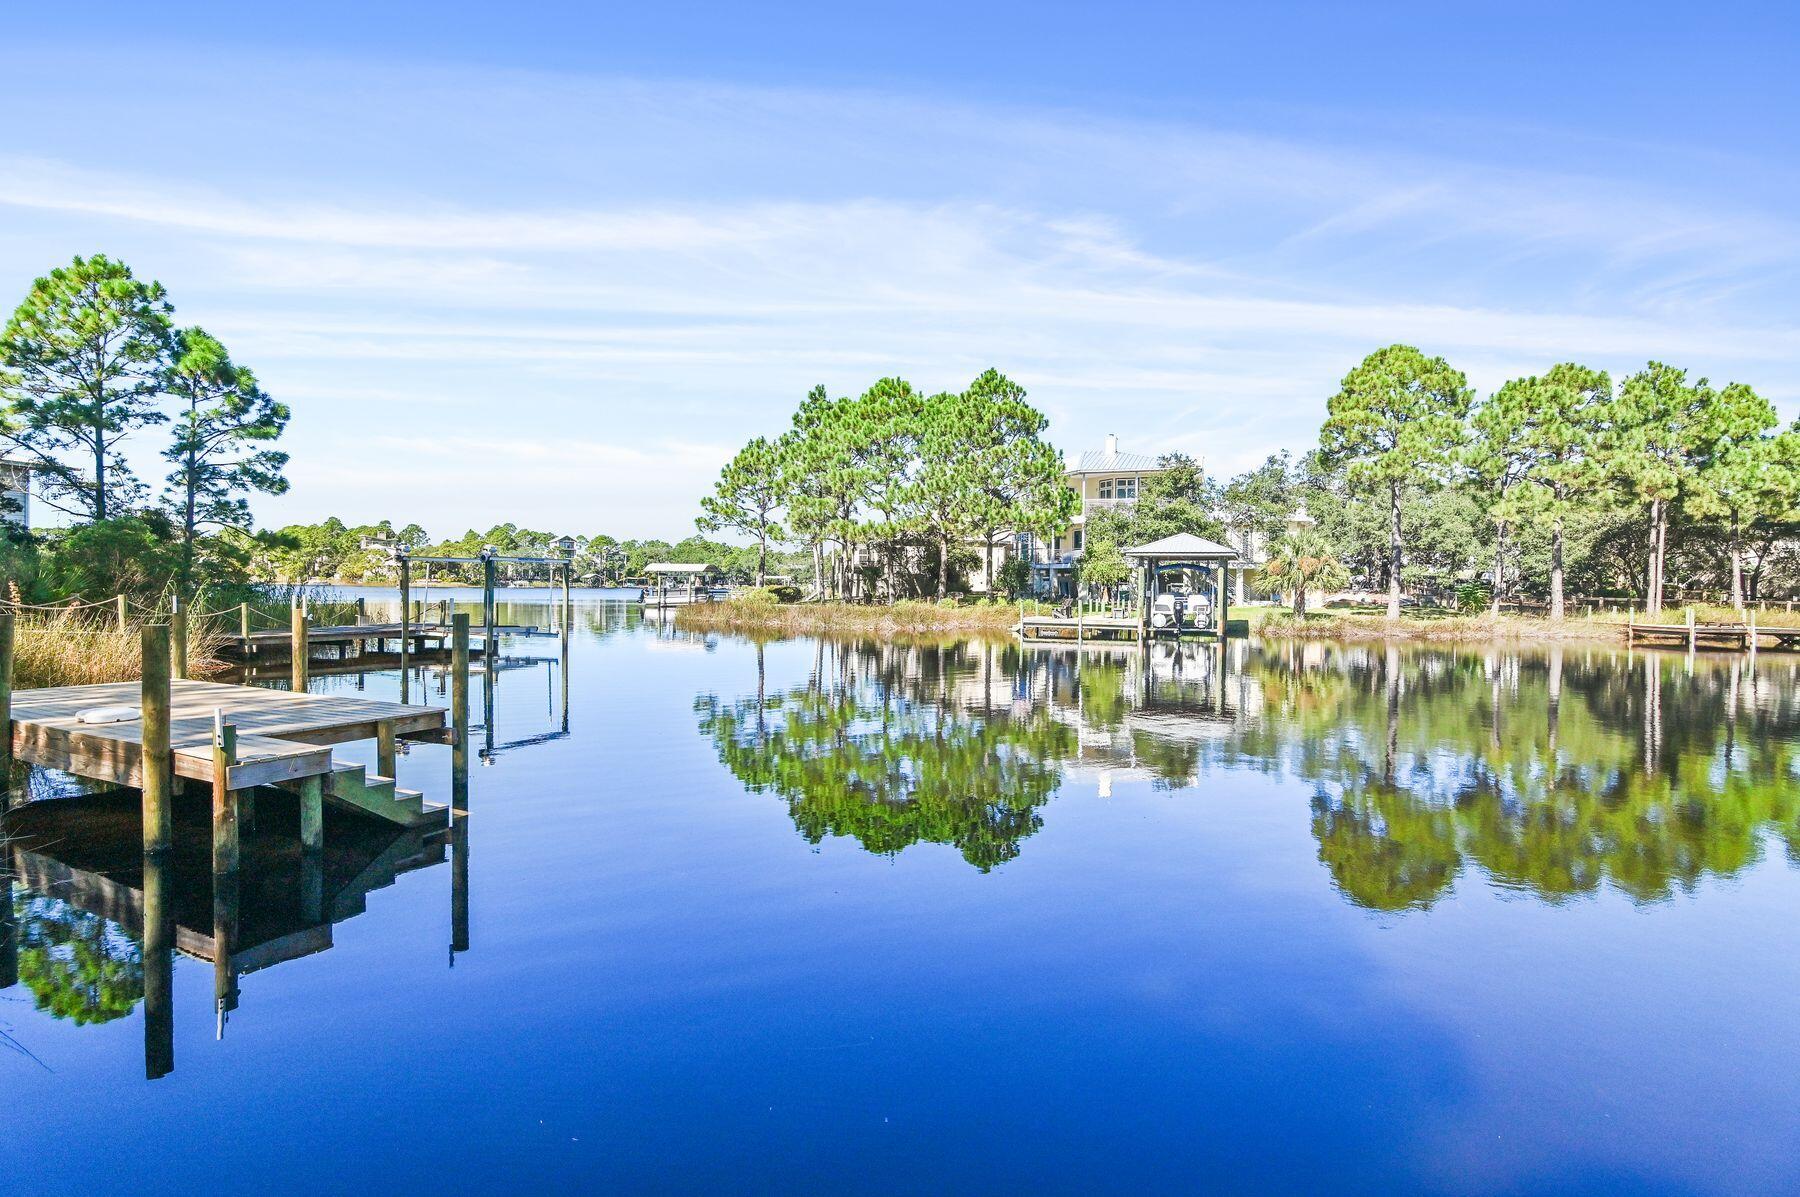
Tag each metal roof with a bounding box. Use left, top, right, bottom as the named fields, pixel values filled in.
left=1070, top=448, right=1163, bottom=473
left=1123, top=533, right=1238, bottom=560
left=644, top=562, right=717, bottom=574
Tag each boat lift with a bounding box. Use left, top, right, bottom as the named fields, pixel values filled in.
left=382, top=538, right=577, bottom=702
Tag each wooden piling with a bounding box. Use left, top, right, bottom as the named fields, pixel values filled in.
left=1686, top=607, right=1696, bottom=653
left=482, top=554, right=498, bottom=648
left=298, top=773, right=324, bottom=853
left=398, top=555, right=412, bottom=703
left=291, top=604, right=310, bottom=692
left=1216, top=564, right=1231, bottom=639
left=451, top=613, right=470, bottom=795
left=211, top=711, right=239, bottom=875
left=376, top=719, right=397, bottom=779
left=170, top=601, right=188, bottom=681
left=116, top=593, right=128, bottom=633
left=239, top=601, right=252, bottom=655
left=0, top=611, right=13, bottom=789
left=141, top=624, right=173, bottom=855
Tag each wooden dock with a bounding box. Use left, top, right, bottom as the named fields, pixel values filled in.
left=1625, top=610, right=1800, bottom=652
left=1017, top=614, right=1144, bottom=643
left=11, top=678, right=451, bottom=826
left=0, top=610, right=480, bottom=1079
left=223, top=620, right=527, bottom=659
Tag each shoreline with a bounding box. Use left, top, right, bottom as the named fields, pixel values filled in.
left=675, top=597, right=1793, bottom=647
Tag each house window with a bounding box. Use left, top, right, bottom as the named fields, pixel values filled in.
left=1098, top=479, right=1112, bottom=500
left=1114, top=477, right=1138, bottom=500
left=1052, top=535, right=1062, bottom=557
left=1074, top=530, right=1084, bottom=550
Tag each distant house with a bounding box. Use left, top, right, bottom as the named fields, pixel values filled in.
left=0, top=459, right=31, bottom=528
left=1029, top=434, right=1166, bottom=597
left=975, top=434, right=1306, bottom=601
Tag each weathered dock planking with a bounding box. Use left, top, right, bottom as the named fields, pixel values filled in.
left=1625, top=609, right=1800, bottom=652
left=1016, top=614, right=1144, bottom=644
left=222, top=621, right=525, bottom=659
left=11, top=678, right=447, bottom=793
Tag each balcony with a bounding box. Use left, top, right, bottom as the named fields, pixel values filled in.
left=1081, top=496, right=1138, bottom=516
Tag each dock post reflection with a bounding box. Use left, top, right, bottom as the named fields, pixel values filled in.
left=143, top=852, right=174, bottom=1079
left=450, top=613, right=471, bottom=961
left=213, top=869, right=239, bottom=1038
left=0, top=871, right=16, bottom=993
left=560, top=593, right=571, bottom=736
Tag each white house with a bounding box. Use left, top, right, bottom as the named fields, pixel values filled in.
left=1025, top=433, right=1164, bottom=597
left=0, top=459, right=30, bottom=528
left=974, top=434, right=1309, bottom=601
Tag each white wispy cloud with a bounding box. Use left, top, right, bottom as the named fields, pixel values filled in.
left=0, top=58, right=1796, bottom=532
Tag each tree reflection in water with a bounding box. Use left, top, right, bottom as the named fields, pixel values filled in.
left=698, top=635, right=1800, bottom=906
left=696, top=639, right=1074, bottom=870
left=10, top=893, right=144, bottom=1025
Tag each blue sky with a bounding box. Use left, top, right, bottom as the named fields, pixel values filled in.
left=4, top=2, right=1796, bottom=538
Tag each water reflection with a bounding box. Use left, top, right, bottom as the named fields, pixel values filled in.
left=698, top=637, right=1800, bottom=906
left=697, top=640, right=1074, bottom=869
left=0, top=790, right=455, bottom=1077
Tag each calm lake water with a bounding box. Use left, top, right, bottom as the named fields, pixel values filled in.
left=5, top=588, right=1800, bottom=1194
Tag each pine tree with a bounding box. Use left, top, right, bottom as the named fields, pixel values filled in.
left=696, top=436, right=786, bottom=586
left=163, top=327, right=289, bottom=595
left=1319, top=345, right=1473, bottom=618
left=0, top=254, right=174, bottom=520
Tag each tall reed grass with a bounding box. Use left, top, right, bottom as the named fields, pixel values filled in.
left=8, top=606, right=226, bottom=688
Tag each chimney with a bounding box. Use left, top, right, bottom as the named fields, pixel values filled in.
left=1104, top=433, right=1118, bottom=459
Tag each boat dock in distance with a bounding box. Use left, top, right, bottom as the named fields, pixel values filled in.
left=1626, top=609, right=1800, bottom=652
left=224, top=620, right=530, bottom=660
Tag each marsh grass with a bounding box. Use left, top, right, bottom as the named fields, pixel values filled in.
left=10, top=607, right=228, bottom=688
left=1257, top=608, right=1631, bottom=644
left=676, top=595, right=1038, bottom=638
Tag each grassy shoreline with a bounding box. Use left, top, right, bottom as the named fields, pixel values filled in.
left=674, top=597, right=1029, bottom=638
left=1251, top=609, right=1627, bottom=643
left=676, top=595, right=1791, bottom=645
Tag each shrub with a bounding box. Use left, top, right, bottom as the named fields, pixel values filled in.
left=733, top=587, right=781, bottom=610
left=1454, top=581, right=1493, bottom=613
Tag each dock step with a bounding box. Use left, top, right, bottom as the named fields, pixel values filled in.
left=282, top=762, right=447, bottom=828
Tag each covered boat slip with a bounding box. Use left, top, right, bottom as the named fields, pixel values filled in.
left=1017, top=533, right=1239, bottom=643
left=638, top=561, right=729, bottom=608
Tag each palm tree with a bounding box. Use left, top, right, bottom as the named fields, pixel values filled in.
left=1260, top=528, right=1348, bottom=617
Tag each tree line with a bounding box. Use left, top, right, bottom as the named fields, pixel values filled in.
left=252, top=517, right=793, bottom=587
left=1185, top=346, right=1798, bottom=619
left=697, top=370, right=1075, bottom=599
left=1305, top=346, right=1798, bottom=617
left=0, top=255, right=289, bottom=602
